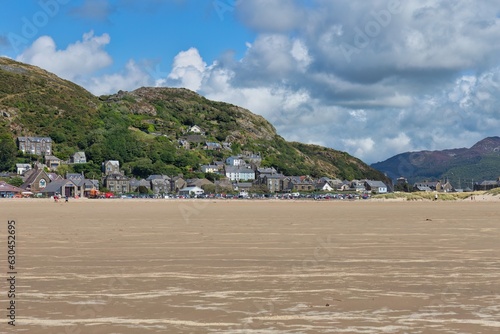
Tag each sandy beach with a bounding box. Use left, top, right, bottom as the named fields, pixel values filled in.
left=1, top=198, right=499, bottom=333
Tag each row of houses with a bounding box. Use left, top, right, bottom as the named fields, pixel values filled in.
left=4, top=159, right=389, bottom=198
left=10, top=136, right=389, bottom=197
left=200, top=155, right=262, bottom=182
left=474, top=179, right=500, bottom=191
left=198, top=156, right=389, bottom=194
left=1, top=165, right=99, bottom=198
left=399, top=177, right=500, bottom=192
left=16, top=151, right=87, bottom=174
left=103, top=157, right=389, bottom=195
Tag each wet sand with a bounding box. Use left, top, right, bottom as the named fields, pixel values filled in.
left=1, top=199, right=500, bottom=333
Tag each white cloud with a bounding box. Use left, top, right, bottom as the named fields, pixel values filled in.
left=167, top=47, right=207, bottom=91
left=290, top=39, right=312, bottom=71
left=84, top=60, right=152, bottom=96
left=16, top=31, right=112, bottom=82
left=193, top=0, right=500, bottom=163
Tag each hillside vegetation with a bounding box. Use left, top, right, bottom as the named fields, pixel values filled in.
left=0, top=57, right=388, bottom=181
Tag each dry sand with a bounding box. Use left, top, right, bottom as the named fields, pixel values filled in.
left=1, top=199, right=499, bottom=333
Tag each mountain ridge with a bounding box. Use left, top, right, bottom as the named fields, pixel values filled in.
left=371, top=137, right=500, bottom=185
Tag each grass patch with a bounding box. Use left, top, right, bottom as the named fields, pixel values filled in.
left=372, top=191, right=485, bottom=201
left=372, top=193, right=425, bottom=201
left=486, top=188, right=500, bottom=196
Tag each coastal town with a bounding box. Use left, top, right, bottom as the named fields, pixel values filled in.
left=1, top=135, right=499, bottom=199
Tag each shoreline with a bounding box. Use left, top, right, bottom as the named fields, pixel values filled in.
left=1, top=194, right=499, bottom=203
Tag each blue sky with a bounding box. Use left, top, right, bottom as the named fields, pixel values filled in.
left=1, top=1, right=252, bottom=72
left=1, top=0, right=500, bottom=164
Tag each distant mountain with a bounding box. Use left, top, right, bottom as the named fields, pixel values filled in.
left=0, top=57, right=388, bottom=182
left=371, top=137, right=500, bottom=186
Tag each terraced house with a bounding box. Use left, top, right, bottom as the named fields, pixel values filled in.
left=17, top=136, right=52, bottom=156
left=224, top=165, right=255, bottom=182
left=104, top=174, right=130, bottom=194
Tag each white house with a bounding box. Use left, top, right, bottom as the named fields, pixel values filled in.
left=225, top=156, right=245, bottom=166
left=188, top=125, right=203, bottom=133
left=365, top=180, right=388, bottom=194
left=225, top=166, right=255, bottom=181
left=179, top=186, right=204, bottom=196
left=16, top=163, right=31, bottom=175
left=71, top=152, right=87, bottom=164
left=316, top=180, right=334, bottom=192
left=201, top=165, right=220, bottom=174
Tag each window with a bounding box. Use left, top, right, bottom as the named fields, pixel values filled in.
left=39, top=179, right=47, bottom=189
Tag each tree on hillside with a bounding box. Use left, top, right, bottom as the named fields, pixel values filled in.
left=6, top=177, right=23, bottom=187
left=73, top=162, right=102, bottom=179
left=0, top=132, right=17, bottom=172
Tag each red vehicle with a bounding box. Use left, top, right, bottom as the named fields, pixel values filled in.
left=105, top=192, right=114, bottom=198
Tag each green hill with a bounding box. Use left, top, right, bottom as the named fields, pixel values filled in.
left=0, top=57, right=388, bottom=182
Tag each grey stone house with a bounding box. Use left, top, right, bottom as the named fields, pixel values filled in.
left=17, top=137, right=52, bottom=156
left=147, top=175, right=171, bottom=194
left=104, top=174, right=130, bottom=194
left=102, top=160, right=121, bottom=175
left=70, top=152, right=87, bottom=164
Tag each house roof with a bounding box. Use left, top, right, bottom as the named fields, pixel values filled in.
left=235, top=182, right=253, bottom=188
left=264, top=174, right=285, bottom=180
left=188, top=125, right=202, bottom=131
left=130, top=178, right=150, bottom=187
left=83, top=179, right=99, bottom=188
left=187, top=178, right=214, bottom=187
left=48, top=173, right=63, bottom=181
left=105, top=160, right=120, bottom=167
left=146, top=175, right=170, bottom=181
left=40, top=180, right=76, bottom=193
left=414, top=181, right=438, bottom=187
left=480, top=180, right=498, bottom=186
left=17, top=136, right=52, bottom=142
left=21, top=168, right=51, bottom=189
left=67, top=173, right=84, bottom=180
left=257, top=167, right=277, bottom=174
left=316, top=180, right=333, bottom=188
left=45, top=155, right=61, bottom=161
left=317, top=177, right=332, bottom=182
left=0, top=181, right=23, bottom=193
left=366, top=180, right=387, bottom=188
left=286, top=176, right=314, bottom=184
left=225, top=166, right=255, bottom=174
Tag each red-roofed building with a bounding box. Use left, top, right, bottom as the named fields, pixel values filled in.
left=0, top=181, right=23, bottom=198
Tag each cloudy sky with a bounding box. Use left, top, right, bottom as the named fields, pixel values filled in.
left=1, top=0, right=500, bottom=163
